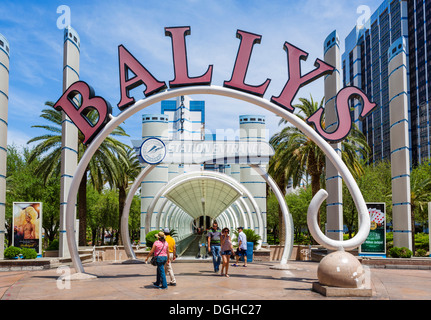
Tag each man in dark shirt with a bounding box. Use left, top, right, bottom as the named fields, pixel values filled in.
left=207, top=221, right=222, bottom=272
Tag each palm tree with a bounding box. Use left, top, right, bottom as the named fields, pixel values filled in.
left=268, top=96, right=370, bottom=236
left=28, top=102, right=130, bottom=246
left=110, top=148, right=141, bottom=245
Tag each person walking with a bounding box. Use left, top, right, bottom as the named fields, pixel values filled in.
left=145, top=231, right=170, bottom=290
left=220, top=227, right=235, bottom=277
left=232, top=226, right=247, bottom=267
left=163, top=228, right=177, bottom=286
left=207, top=221, right=222, bottom=272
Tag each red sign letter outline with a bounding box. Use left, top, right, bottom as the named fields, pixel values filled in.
left=271, top=42, right=334, bottom=112
left=224, top=30, right=271, bottom=97
left=53, top=81, right=112, bottom=145
left=306, top=86, right=377, bottom=142
left=165, top=26, right=213, bottom=88
left=117, top=45, right=167, bottom=110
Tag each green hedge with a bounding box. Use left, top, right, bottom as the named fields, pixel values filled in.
left=389, top=247, right=412, bottom=258
left=4, top=246, right=21, bottom=259
left=21, top=248, right=38, bottom=259
left=145, top=230, right=161, bottom=249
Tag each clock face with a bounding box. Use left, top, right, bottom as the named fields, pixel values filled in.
left=140, top=138, right=166, bottom=165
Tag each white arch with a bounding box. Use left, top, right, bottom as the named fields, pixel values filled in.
left=65, top=85, right=370, bottom=276
left=145, top=171, right=264, bottom=248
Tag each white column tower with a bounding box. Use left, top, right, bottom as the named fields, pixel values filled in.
left=59, top=26, right=80, bottom=257
left=0, top=33, right=9, bottom=259
left=388, top=37, right=412, bottom=250
left=239, top=115, right=267, bottom=244
left=323, top=31, right=343, bottom=241
left=140, top=114, right=169, bottom=245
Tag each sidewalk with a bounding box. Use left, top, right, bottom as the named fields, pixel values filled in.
left=1, top=260, right=431, bottom=301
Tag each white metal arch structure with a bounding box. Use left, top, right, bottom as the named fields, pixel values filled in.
left=64, top=85, right=370, bottom=276
left=249, top=164, right=294, bottom=264
left=120, top=164, right=155, bottom=260
left=144, top=171, right=264, bottom=247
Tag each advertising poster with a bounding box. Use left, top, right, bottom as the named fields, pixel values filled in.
left=12, top=202, right=42, bottom=254
left=360, top=203, right=386, bottom=257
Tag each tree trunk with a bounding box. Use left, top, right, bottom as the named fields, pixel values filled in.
left=101, top=227, right=105, bottom=245
left=78, top=171, right=87, bottom=247
left=117, top=186, right=126, bottom=245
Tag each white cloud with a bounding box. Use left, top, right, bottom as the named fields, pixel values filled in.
left=0, top=0, right=383, bottom=148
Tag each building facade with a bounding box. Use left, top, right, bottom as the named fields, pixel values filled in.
left=138, top=96, right=267, bottom=245
left=342, top=0, right=431, bottom=166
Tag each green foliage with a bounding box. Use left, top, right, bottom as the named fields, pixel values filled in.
left=21, top=248, right=38, bottom=259
left=342, top=160, right=392, bottom=238
left=285, top=187, right=315, bottom=241
left=233, top=229, right=261, bottom=249
left=145, top=230, right=161, bottom=249
left=46, top=239, right=59, bottom=251
left=415, top=249, right=428, bottom=257
left=6, top=145, right=60, bottom=245
left=294, top=233, right=312, bottom=245
left=389, top=247, right=413, bottom=258
left=4, top=246, right=21, bottom=259
left=413, top=233, right=429, bottom=251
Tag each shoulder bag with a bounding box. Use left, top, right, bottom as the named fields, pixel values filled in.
left=150, top=242, right=166, bottom=266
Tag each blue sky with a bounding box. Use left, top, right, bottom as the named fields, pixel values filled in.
left=0, top=0, right=381, bottom=149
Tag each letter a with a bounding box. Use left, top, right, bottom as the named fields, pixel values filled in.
left=165, top=26, right=213, bottom=88
left=271, top=42, right=334, bottom=112
left=117, top=45, right=167, bottom=110
left=53, top=81, right=112, bottom=145
left=306, top=86, right=376, bottom=142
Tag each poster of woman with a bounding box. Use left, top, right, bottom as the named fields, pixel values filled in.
left=12, top=202, right=42, bottom=254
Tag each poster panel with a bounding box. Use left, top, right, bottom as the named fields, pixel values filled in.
left=12, top=202, right=42, bottom=254
left=360, top=203, right=386, bottom=257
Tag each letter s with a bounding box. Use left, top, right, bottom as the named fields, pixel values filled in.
left=306, top=86, right=376, bottom=143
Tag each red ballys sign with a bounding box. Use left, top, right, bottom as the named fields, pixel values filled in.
left=53, top=26, right=376, bottom=145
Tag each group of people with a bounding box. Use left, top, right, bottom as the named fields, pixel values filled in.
left=207, top=222, right=248, bottom=277
left=145, top=222, right=248, bottom=289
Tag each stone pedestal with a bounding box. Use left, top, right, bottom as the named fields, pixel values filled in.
left=313, top=250, right=372, bottom=297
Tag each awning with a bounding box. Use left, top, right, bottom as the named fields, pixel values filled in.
left=164, top=175, right=243, bottom=220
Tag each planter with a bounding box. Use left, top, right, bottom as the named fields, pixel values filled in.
left=43, top=250, right=59, bottom=257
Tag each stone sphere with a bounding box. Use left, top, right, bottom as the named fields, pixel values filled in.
left=317, top=250, right=365, bottom=288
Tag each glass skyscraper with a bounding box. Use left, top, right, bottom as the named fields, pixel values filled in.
left=342, top=0, right=430, bottom=166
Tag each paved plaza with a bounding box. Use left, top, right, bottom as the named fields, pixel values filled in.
left=1, top=259, right=431, bottom=301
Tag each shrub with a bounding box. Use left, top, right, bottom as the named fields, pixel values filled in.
left=414, top=233, right=429, bottom=251
left=389, top=247, right=412, bottom=258
left=46, top=239, right=59, bottom=251
left=4, top=246, right=21, bottom=259
left=233, top=229, right=262, bottom=249
left=145, top=230, right=161, bottom=249
left=21, top=248, right=38, bottom=259
left=415, top=249, right=428, bottom=257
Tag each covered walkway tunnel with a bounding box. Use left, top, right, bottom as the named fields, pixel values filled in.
left=143, top=170, right=265, bottom=257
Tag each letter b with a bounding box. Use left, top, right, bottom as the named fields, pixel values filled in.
left=53, top=81, right=112, bottom=145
